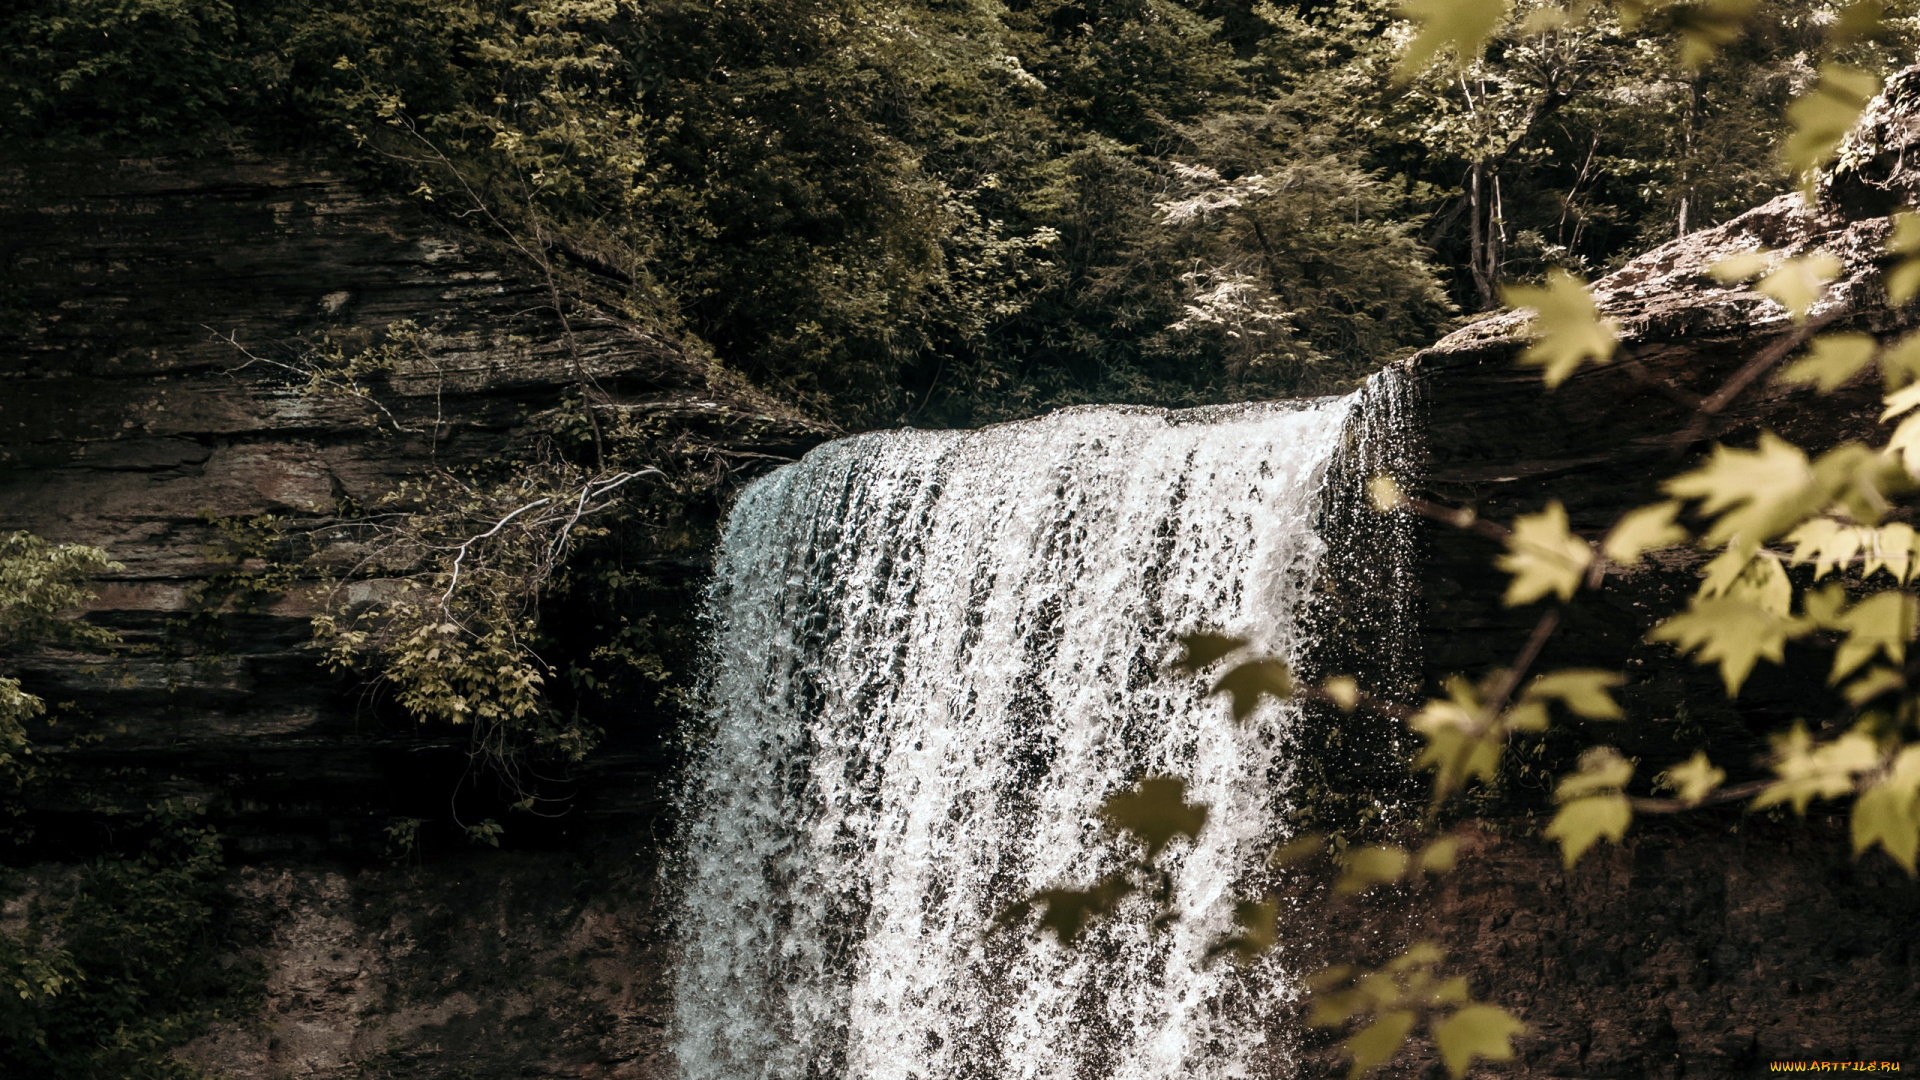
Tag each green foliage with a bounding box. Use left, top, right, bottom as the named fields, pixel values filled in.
left=0, top=801, right=258, bottom=1080
left=0, top=533, right=119, bottom=808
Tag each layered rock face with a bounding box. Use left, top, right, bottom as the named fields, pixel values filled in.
left=0, top=148, right=827, bottom=1077
left=1375, top=68, right=1920, bottom=1076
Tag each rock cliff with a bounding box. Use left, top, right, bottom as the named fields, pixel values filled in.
left=0, top=147, right=829, bottom=1076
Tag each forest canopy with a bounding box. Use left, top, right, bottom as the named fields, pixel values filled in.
left=10, top=0, right=1910, bottom=427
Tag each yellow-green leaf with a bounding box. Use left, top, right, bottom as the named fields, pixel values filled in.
left=1830, top=589, right=1915, bottom=683
left=1783, top=66, right=1881, bottom=181
left=1842, top=664, right=1906, bottom=706
left=1555, top=746, right=1634, bottom=801
left=1336, top=845, right=1409, bottom=895
left=1432, top=1004, right=1526, bottom=1077
left=1393, top=0, right=1509, bottom=82
left=1503, top=269, right=1620, bottom=387
left=1710, top=249, right=1773, bottom=283
left=1663, top=432, right=1814, bottom=547
left=1023, top=874, right=1136, bottom=944
left=1545, top=794, right=1631, bottom=867
left=1323, top=675, right=1361, bottom=712
left=1647, top=595, right=1806, bottom=696
left=1757, top=253, right=1842, bottom=322
left=1497, top=501, right=1592, bottom=605
left=1345, top=1009, right=1418, bottom=1079
left=1175, top=631, right=1249, bottom=672
left=1778, top=332, right=1877, bottom=392
left=1859, top=522, right=1916, bottom=583
left=1270, top=832, right=1325, bottom=867
left=1102, top=776, right=1209, bottom=857
left=1662, top=751, right=1726, bottom=806
left=1209, top=895, right=1282, bottom=965
left=1786, top=518, right=1864, bottom=579
left=1706, top=549, right=1792, bottom=617
left=1887, top=411, right=1920, bottom=476
left=1885, top=210, right=1920, bottom=305
left=1211, top=658, right=1294, bottom=720
left=1834, top=0, right=1886, bottom=38
left=1602, top=501, right=1689, bottom=566
left=1882, top=380, right=1920, bottom=422
left=1852, top=745, right=1920, bottom=873
left=1524, top=668, right=1625, bottom=719
left=1369, top=474, right=1408, bottom=512
left=1674, top=0, right=1757, bottom=68
left=1417, top=835, right=1460, bottom=872
left=1754, top=725, right=1880, bottom=813
left=1880, top=328, right=1920, bottom=388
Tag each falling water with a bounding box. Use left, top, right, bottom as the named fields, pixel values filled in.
left=673, top=376, right=1414, bottom=1080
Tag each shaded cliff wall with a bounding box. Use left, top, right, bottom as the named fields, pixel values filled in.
left=0, top=147, right=830, bottom=1077
left=1349, top=71, right=1920, bottom=1077
left=0, top=147, right=829, bottom=852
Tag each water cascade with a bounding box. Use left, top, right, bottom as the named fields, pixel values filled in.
left=673, top=378, right=1414, bottom=1080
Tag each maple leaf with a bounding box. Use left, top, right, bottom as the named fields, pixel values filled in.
left=1210, top=658, right=1294, bottom=720
left=1502, top=269, right=1619, bottom=387
left=1888, top=413, right=1920, bottom=477
left=1345, top=1010, right=1417, bottom=1079
left=1174, top=631, right=1248, bottom=672
left=1523, top=668, right=1625, bottom=719
left=1555, top=746, right=1634, bottom=801
left=1852, top=745, right=1920, bottom=874
left=1269, top=832, right=1325, bottom=867
left=1662, top=751, right=1726, bottom=806
left=1101, top=776, right=1209, bottom=857
left=1829, top=589, right=1914, bottom=683
left=1758, top=253, right=1842, bottom=322
left=1755, top=726, right=1881, bottom=813
left=1783, top=66, right=1881, bottom=181
left=1417, top=836, right=1459, bottom=872
left=1393, top=0, right=1509, bottom=82
left=1832, top=0, right=1887, bottom=41
left=1786, top=517, right=1864, bottom=579
left=1778, top=332, right=1877, bottom=392
left=1335, top=845, right=1410, bottom=895
left=1024, top=874, right=1135, bottom=945
left=1673, top=0, right=1757, bottom=68
left=1321, top=675, right=1361, bottom=712
left=1369, top=474, right=1408, bottom=512
left=1647, top=594, right=1807, bottom=695
left=1704, top=549, right=1792, bottom=616
left=1602, top=501, right=1689, bottom=566
left=1663, top=433, right=1814, bottom=547
left=1842, top=664, right=1906, bottom=706
left=1879, top=328, right=1920, bottom=388
left=1710, top=249, right=1773, bottom=283
left=1858, top=522, right=1917, bottom=583
left=1433, top=1004, right=1526, bottom=1077
left=1545, top=795, right=1631, bottom=867
left=1496, top=501, right=1592, bottom=605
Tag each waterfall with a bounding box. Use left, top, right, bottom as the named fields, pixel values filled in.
left=672, top=377, right=1414, bottom=1080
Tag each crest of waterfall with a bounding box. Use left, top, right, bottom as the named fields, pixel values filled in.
left=673, top=374, right=1415, bottom=1080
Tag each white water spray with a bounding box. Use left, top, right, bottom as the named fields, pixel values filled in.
left=673, top=380, right=1412, bottom=1080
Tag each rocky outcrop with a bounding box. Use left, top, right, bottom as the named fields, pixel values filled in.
left=1379, top=67, right=1920, bottom=1078
left=0, top=147, right=831, bottom=859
